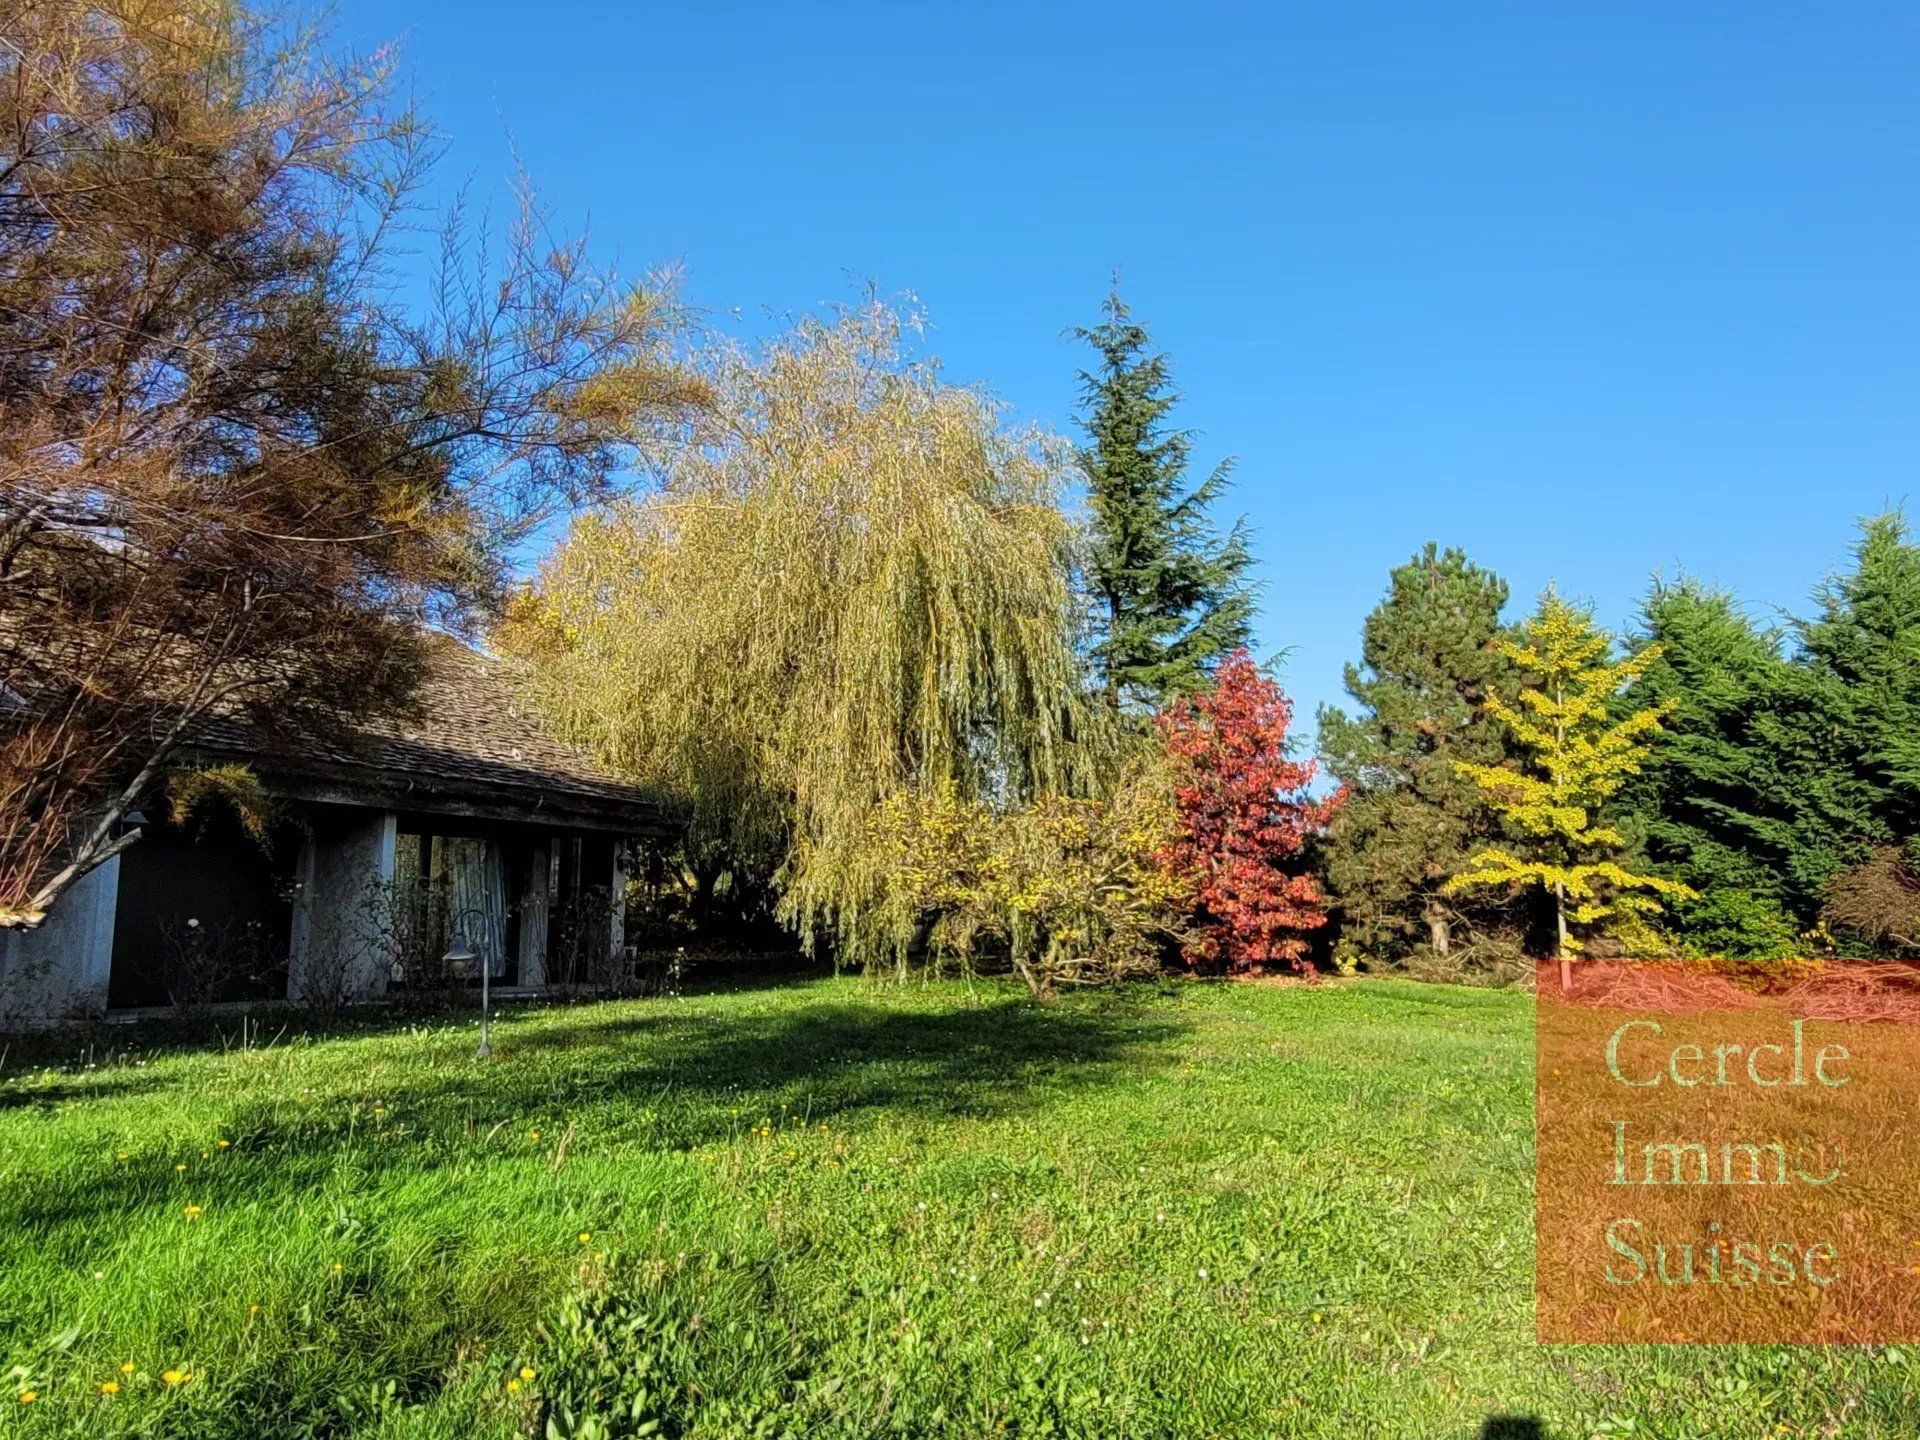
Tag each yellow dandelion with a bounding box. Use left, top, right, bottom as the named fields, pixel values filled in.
left=117, top=1152, right=129, bottom=1161
left=216, top=1140, right=230, bottom=1149
left=578, top=1231, right=591, bottom=1244
left=528, top=1129, right=541, bottom=1140
left=18, top=1390, right=37, bottom=1403
left=118, top=1363, right=135, bottom=1376
left=505, top=1379, right=521, bottom=1395
left=99, top=1381, right=120, bottom=1395
left=519, top=1366, right=536, bottom=1382
left=174, top=1163, right=187, bottom=1172
left=161, top=1369, right=190, bottom=1386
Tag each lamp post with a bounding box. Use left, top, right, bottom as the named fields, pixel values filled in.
left=443, top=912, right=491, bottom=1059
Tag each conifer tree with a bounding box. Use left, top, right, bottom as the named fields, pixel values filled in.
left=1795, top=513, right=1920, bottom=846
left=1073, top=287, right=1254, bottom=710
left=1317, top=544, right=1519, bottom=961
left=1619, top=517, right=1920, bottom=953
left=1445, top=591, right=1694, bottom=989
left=1619, top=580, right=1842, bottom=954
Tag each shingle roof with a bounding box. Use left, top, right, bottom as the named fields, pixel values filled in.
left=189, top=637, right=674, bottom=834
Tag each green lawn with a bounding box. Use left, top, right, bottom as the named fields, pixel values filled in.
left=0, top=975, right=1911, bottom=1438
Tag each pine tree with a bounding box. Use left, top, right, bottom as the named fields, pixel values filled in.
left=1445, top=591, right=1694, bottom=989
left=1317, top=544, right=1520, bottom=962
left=1073, top=287, right=1255, bottom=710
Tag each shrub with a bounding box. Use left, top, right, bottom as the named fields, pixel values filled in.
left=866, top=761, right=1189, bottom=995
left=1821, top=846, right=1920, bottom=954
left=1676, top=888, right=1802, bottom=961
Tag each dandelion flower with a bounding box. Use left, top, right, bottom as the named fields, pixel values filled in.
left=217, top=1140, right=230, bottom=1149
left=505, top=1379, right=520, bottom=1395
left=175, top=1163, right=187, bottom=1172
left=519, top=1367, right=536, bottom=1382
left=18, top=1391, right=36, bottom=1403
left=98, top=1381, right=120, bottom=1395
left=183, top=1205, right=203, bottom=1220
left=161, top=1369, right=190, bottom=1385
left=578, top=1232, right=591, bottom=1245
left=528, top=1129, right=541, bottom=1140
left=118, top=1364, right=134, bottom=1376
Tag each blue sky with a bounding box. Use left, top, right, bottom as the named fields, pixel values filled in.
left=332, top=0, right=1920, bottom=737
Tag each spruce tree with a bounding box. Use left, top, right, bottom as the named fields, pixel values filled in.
left=1072, top=287, right=1255, bottom=710
left=1317, top=544, right=1519, bottom=962
left=1795, top=513, right=1920, bottom=846
left=1619, top=580, right=1841, bottom=953
left=1620, top=517, right=1920, bottom=953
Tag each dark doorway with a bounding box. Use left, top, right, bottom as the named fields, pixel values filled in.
left=109, top=812, right=298, bottom=1007
left=546, top=833, right=616, bottom=986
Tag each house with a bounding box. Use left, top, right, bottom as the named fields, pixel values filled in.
left=0, top=637, right=676, bottom=1024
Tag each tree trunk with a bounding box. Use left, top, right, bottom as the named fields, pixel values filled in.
left=1553, top=681, right=1571, bottom=992
left=1103, top=594, right=1122, bottom=709
left=1555, top=880, right=1570, bottom=992
left=1423, top=896, right=1450, bottom=957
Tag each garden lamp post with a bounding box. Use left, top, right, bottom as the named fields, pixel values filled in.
left=443, top=917, right=490, bottom=1059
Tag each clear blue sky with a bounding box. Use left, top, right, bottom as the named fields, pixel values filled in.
left=334, top=0, right=1919, bottom=737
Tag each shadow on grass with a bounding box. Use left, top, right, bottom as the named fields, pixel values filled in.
left=0, top=1070, right=173, bottom=1113
left=1480, top=1418, right=1546, bottom=1439
left=0, top=962, right=833, bottom=1069
left=4, top=989, right=1187, bottom=1237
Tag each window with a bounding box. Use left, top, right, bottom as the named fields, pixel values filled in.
left=394, top=828, right=522, bottom=982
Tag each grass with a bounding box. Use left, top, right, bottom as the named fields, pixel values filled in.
left=0, top=973, right=1912, bottom=1438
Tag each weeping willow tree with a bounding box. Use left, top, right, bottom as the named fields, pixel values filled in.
left=499, top=303, right=1107, bottom=970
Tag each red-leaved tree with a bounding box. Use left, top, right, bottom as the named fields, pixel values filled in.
left=1155, top=651, right=1346, bottom=975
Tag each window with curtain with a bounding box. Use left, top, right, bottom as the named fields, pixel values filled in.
left=432, top=836, right=509, bottom=978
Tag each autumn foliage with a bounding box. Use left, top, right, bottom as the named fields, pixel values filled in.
left=1156, top=651, right=1345, bottom=974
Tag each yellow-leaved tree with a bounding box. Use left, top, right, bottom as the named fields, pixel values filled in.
left=1444, top=590, right=1695, bottom=989
left=497, top=301, right=1114, bottom=973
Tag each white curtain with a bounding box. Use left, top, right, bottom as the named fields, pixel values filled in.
left=439, top=837, right=508, bottom=978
